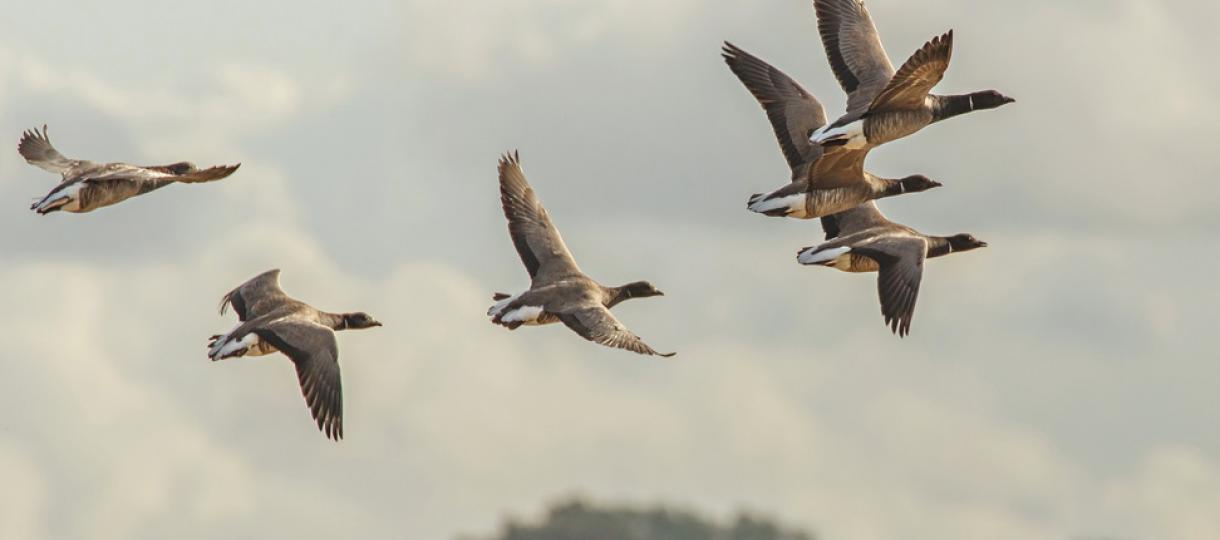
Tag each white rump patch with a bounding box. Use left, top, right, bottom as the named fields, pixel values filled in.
left=210, top=333, right=260, bottom=360
left=810, top=121, right=867, bottom=149
left=488, top=293, right=522, bottom=317
left=748, top=192, right=807, bottom=218
left=501, top=305, right=544, bottom=325
left=798, top=246, right=851, bottom=265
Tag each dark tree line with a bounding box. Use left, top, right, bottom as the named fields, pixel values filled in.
left=468, top=498, right=815, bottom=540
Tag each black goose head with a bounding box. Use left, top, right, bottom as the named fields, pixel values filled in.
left=900, top=174, right=943, bottom=193
left=610, top=281, right=665, bottom=306
left=342, top=312, right=383, bottom=330
left=970, top=90, right=1015, bottom=110
left=947, top=233, right=988, bottom=252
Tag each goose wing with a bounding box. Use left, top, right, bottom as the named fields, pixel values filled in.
left=820, top=201, right=891, bottom=240
left=556, top=304, right=675, bottom=357
left=814, top=0, right=896, bottom=115
left=852, top=236, right=928, bottom=337
left=219, top=269, right=296, bottom=321
left=18, top=125, right=87, bottom=175
left=253, top=319, right=344, bottom=441
left=498, top=152, right=582, bottom=285
left=869, top=31, right=953, bottom=112
left=721, top=42, right=828, bottom=179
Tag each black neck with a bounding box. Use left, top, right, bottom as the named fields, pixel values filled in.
left=606, top=287, right=632, bottom=308
left=326, top=312, right=349, bottom=331
left=879, top=178, right=908, bottom=198
left=927, top=237, right=954, bottom=258
left=932, top=94, right=977, bottom=123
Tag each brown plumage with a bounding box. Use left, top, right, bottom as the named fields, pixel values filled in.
left=208, top=269, right=382, bottom=441
left=722, top=42, right=941, bottom=220
left=798, top=202, right=987, bottom=337
left=18, top=125, right=240, bottom=214
left=809, top=0, right=1013, bottom=149
left=488, top=152, right=675, bottom=357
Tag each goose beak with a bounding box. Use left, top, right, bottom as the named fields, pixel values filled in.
left=1002, top=96, right=1016, bottom=104
left=372, top=321, right=384, bottom=327
left=979, top=241, right=989, bottom=248
left=931, top=180, right=944, bottom=188
left=656, top=290, right=666, bottom=296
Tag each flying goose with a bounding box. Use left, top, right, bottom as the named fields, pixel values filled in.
left=487, top=152, right=675, bottom=357
left=722, top=42, right=942, bottom=219
left=797, top=202, right=986, bottom=336
left=807, top=0, right=1013, bottom=149
left=207, top=269, right=381, bottom=441
left=18, top=125, right=239, bottom=214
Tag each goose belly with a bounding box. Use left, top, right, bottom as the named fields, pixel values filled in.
left=806, top=187, right=870, bottom=218
left=865, top=110, right=932, bottom=145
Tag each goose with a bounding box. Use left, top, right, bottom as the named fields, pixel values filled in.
left=207, top=269, right=381, bottom=441
left=18, top=125, right=239, bottom=214
left=487, top=152, right=675, bottom=357
left=796, top=202, right=986, bottom=336
left=807, top=0, right=1013, bottom=150
left=722, top=42, right=942, bottom=219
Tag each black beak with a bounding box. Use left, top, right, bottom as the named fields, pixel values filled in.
left=931, top=180, right=944, bottom=188
left=978, top=241, right=989, bottom=248
left=1002, top=96, right=1016, bottom=104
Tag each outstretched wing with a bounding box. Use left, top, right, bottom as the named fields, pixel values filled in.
left=254, top=319, right=344, bottom=441
left=18, top=125, right=84, bottom=175
left=814, top=0, right=896, bottom=115
left=219, top=269, right=293, bottom=321
left=556, top=304, right=675, bottom=357
left=869, top=31, right=953, bottom=112
left=852, top=237, right=928, bottom=337
left=721, top=42, right=828, bottom=179
left=498, top=151, right=582, bottom=285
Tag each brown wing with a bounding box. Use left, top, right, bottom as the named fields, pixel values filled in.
left=721, top=42, right=828, bottom=179
left=498, top=152, right=582, bottom=285
left=253, top=319, right=343, bottom=441
left=556, top=305, right=675, bottom=357
left=220, top=269, right=293, bottom=321
left=806, top=146, right=871, bottom=188
left=852, top=237, right=928, bottom=337
left=18, top=125, right=84, bottom=175
left=814, top=0, right=896, bottom=115
left=870, top=31, right=953, bottom=112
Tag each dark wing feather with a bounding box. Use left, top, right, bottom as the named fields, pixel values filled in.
left=557, top=305, right=675, bottom=357
left=814, top=0, right=896, bottom=114
left=254, top=320, right=344, bottom=441
left=853, top=237, right=928, bottom=337
left=220, top=269, right=290, bottom=321
left=820, top=201, right=891, bottom=240
left=870, top=31, right=953, bottom=112
left=173, top=163, right=241, bottom=183
left=498, top=152, right=582, bottom=284
left=18, top=125, right=83, bottom=175
left=721, top=42, right=828, bottom=178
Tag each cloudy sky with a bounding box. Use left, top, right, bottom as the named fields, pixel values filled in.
left=1, top=0, right=1218, bottom=538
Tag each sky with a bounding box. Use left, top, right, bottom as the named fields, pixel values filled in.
left=1, top=0, right=1218, bottom=539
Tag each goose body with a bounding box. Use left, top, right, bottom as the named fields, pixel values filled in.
left=722, top=42, right=941, bottom=220
left=18, top=126, right=239, bottom=214
left=488, top=152, right=674, bottom=357
left=807, top=1, right=1013, bottom=150
left=208, top=269, right=381, bottom=441
left=797, top=202, right=987, bottom=336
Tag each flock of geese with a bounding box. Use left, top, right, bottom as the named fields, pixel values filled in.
left=17, top=0, right=1011, bottom=440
